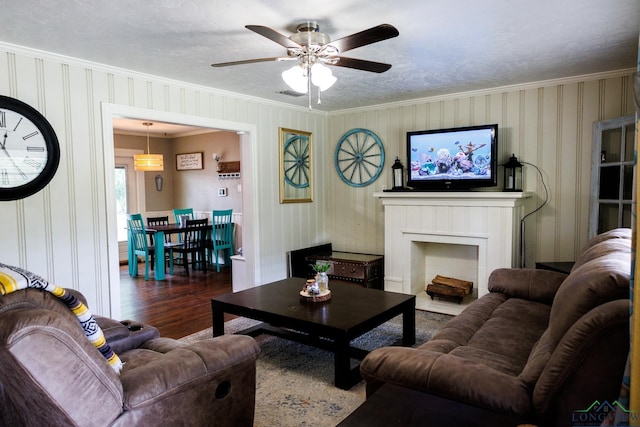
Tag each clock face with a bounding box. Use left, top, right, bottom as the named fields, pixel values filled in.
left=0, top=96, right=60, bottom=201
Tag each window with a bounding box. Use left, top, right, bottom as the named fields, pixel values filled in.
left=114, top=165, right=128, bottom=242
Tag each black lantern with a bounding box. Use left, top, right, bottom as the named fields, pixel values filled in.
left=391, top=157, right=405, bottom=190
left=503, top=154, right=523, bottom=191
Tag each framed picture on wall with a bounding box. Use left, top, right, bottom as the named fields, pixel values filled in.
left=279, top=128, right=312, bottom=203
left=176, top=152, right=203, bottom=170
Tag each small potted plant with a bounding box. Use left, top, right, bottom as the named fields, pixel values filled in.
left=310, top=262, right=331, bottom=293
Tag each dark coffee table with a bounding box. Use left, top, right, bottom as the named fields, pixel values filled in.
left=211, top=278, right=416, bottom=389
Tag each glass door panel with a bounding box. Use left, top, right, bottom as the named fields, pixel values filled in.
left=590, top=115, right=636, bottom=238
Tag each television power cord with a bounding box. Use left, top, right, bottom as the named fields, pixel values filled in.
left=519, top=161, right=549, bottom=268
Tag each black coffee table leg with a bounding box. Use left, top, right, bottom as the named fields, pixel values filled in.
left=211, top=300, right=225, bottom=337
left=403, top=301, right=416, bottom=345
left=334, top=334, right=355, bottom=390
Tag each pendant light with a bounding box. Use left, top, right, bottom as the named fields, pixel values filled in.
left=134, top=122, right=164, bottom=171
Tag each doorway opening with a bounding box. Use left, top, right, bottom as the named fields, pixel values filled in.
left=101, top=103, right=257, bottom=319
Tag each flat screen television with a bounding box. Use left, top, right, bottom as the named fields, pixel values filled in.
left=406, top=124, right=498, bottom=191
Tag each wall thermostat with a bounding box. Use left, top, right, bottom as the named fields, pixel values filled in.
left=217, top=187, right=228, bottom=197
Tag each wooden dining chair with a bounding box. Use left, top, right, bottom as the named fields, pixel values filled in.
left=127, top=213, right=154, bottom=280
left=171, top=208, right=194, bottom=264
left=146, top=216, right=182, bottom=271
left=170, top=218, right=208, bottom=277
left=209, top=209, right=233, bottom=272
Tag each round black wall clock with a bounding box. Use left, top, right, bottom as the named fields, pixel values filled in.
left=0, top=95, right=60, bottom=201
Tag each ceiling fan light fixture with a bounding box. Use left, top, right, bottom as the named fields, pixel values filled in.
left=213, top=23, right=399, bottom=109
left=310, top=63, right=336, bottom=91
left=282, top=65, right=308, bottom=93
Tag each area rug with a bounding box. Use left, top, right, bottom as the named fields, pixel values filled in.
left=180, top=310, right=452, bottom=427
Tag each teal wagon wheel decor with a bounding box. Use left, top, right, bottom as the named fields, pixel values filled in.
left=279, top=127, right=313, bottom=203
left=335, top=128, right=385, bottom=187
left=282, top=131, right=311, bottom=189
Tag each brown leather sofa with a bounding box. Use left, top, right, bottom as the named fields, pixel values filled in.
left=0, top=279, right=260, bottom=426
left=360, top=228, right=631, bottom=427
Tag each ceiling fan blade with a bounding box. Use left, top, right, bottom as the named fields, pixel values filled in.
left=211, top=57, right=285, bottom=67
left=326, top=24, right=399, bottom=54
left=329, top=56, right=392, bottom=73
left=245, top=25, right=301, bottom=49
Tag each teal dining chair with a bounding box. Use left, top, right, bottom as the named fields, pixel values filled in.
left=209, top=209, right=233, bottom=272
left=173, top=208, right=194, bottom=224
left=127, top=213, right=154, bottom=280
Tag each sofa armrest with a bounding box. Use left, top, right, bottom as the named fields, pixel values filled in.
left=487, top=268, right=567, bottom=304
left=95, top=316, right=160, bottom=354
left=115, top=335, right=260, bottom=426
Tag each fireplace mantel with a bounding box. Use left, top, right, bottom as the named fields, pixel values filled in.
left=374, top=191, right=533, bottom=314
left=374, top=191, right=532, bottom=205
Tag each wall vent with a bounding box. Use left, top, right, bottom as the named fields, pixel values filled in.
left=277, top=90, right=305, bottom=97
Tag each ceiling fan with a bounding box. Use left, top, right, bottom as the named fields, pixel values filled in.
left=211, top=22, right=399, bottom=107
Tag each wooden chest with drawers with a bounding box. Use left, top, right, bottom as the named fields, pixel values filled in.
left=306, top=251, right=384, bottom=289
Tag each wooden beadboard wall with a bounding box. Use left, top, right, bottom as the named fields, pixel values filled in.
left=326, top=71, right=636, bottom=268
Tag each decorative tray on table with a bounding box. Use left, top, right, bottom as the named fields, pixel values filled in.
left=299, top=289, right=331, bottom=303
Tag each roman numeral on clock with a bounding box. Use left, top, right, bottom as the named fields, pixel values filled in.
left=22, top=131, right=39, bottom=140
left=24, top=157, right=44, bottom=169
left=13, top=117, right=22, bottom=132
left=0, top=111, right=5, bottom=128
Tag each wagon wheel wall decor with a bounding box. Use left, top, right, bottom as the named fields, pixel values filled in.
left=279, top=127, right=312, bottom=203
left=335, top=128, right=385, bottom=187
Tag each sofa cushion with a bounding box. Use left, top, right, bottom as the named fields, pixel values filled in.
left=488, top=268, right=567, bottom=305
left=447, top=298, right=550, bottom=376
left=425, top=293, right=507, bottom=350
left=572, top=228, right=631, bottom=271
left=519, top=328, right=552, bottom=387
left=548, top=245, right=630, bottom=349
left=534, top=299, right=629, bottom=424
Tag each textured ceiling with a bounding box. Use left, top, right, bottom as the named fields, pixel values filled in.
left=1, top=0, right=638, bottom=112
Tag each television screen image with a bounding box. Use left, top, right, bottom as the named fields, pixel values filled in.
left=407, top=124, right=497, bottom=191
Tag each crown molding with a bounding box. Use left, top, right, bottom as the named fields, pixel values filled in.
left=329, top=68, right=637, bottom=115
left=0, top=41, right=327, bottom=116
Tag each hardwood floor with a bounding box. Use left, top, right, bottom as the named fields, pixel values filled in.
left=119, top=263, right=235, bottom=339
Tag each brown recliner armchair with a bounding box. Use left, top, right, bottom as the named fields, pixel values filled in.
left=0, top=285, right=260, bottom=426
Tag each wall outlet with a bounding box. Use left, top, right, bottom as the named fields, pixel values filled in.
left=217, top=187, right=227, bottom=197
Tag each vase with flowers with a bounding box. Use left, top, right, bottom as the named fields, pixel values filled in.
left=310, top=262, right=331, bottom=293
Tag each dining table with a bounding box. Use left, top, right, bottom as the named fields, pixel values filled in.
left=127, top=221, right=213, bottom=280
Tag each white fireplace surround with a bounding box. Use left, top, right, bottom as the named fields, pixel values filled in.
left=374, top=192, right=532, bottom=315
